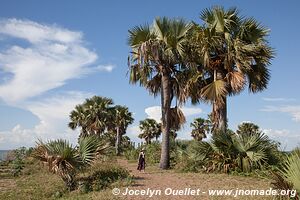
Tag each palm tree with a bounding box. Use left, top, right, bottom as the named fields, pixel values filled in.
left=185, top=7, right=274, bottom=132
left=128, top=17, right=192, bottom=169
left=68, top=96, right=114, bottom=137
left=236, top=122, right=260, bottom=136
left=68, top=105, right=89, bottom=137
left=111, top=105, right=134, bottom=155
left=84, top=96, right=114, bottom=136
left=138, top=118, right=161, bottom=144
left=190, top=117, right=211, bottom=141
left=32, top=136, right=109, bottom=190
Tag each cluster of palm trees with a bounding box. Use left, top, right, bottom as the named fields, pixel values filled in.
left=128, top=6, right=273, bottom=169
left=68, top=96, right=134, bottom=155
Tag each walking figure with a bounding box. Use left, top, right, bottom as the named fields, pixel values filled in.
left=137, top=148, right=145, bottom=172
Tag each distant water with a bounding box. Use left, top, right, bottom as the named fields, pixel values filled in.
left=0, top=150, right=10, bottom=161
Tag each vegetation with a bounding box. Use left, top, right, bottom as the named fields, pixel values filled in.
left=3, top=5, right=296, bottom=200
left=271, top=149, right=300, bottom=199
left=128, top=17, right=192, bottom=169
left=32, top=136, right=109, bottom=190
left=138, top=118, right=161, bottom=144
left=190, top=117, right=211, bottom=141
left=183, top=6, right=274, bottom=133
left=68, top=96, right=134, bottom=155
left=0, top=156, right=130, bottom=200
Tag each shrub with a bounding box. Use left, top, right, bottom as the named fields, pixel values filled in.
left=173, top=140, right=206, bottom=172
left=11, top=147, right=27, bottom=176
left=77, top=161, right=131, bottom=193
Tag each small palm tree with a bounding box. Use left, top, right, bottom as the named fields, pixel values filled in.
left=236, top=122, right=260, bottom=136
left=111, top=105, right=134, bottom=155
left=190, top=117, right=211, bottom=141
left=128, top=17, right=192, bottom=169
left=32, top=136, right=109, bottom=190
left=185, top=7, right=274, bottom=132
left=138, top=119, right=161, bottom=144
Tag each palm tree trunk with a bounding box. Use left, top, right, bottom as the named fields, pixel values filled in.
left=213, top=70, right=227, bottom=133
left=159, top=71, right=171, bottom=169
left=218, top=97, right=227, bottom=133
left=115, top=127, right=121, bottom=156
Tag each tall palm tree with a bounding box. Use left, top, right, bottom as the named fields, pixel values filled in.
left=128, top=17, right=192, bottom=169
left=185, top=7, right=274, bottom=132
left=190, top=117, right=211, bottom=141
left=112, top=105, right=134, bottom=155
left=138, top=118, right=161, bottom=144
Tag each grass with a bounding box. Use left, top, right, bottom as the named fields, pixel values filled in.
left=0, top=157, right=129, bottom=200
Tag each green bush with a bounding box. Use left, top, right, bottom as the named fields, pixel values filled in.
left=11, top=147, right=27, bottom=176
left=77, top=161, right=131, bottom=193
left=173, top=140, right=206, bottom=172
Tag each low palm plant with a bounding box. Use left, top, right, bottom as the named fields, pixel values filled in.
left=197, top=130, right=279, bottom=173
left=271, top=149, right=300, bottom=199
left=32, top=136, right=109, bottom=190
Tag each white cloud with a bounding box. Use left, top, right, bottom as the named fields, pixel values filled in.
left=145, top=106, right=161, bottom=122
left=262, top=97, right=296, bottom=102
left=261, top=105, right=300, bottom=122
left=0, top=18, right=82, bottom=44
left=263, top=129, right=300, bottom=150
left=95, top=65, right=115, bottom=72
left=145, top=106, right=203, bottom=123
left=0, top=18, right=112, bottom=104
left=0, top=91, right=92, bottom=149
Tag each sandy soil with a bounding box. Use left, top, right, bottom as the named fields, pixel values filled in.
left=117, top=159, right=272, bottom=200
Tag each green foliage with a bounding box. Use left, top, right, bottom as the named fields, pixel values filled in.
left=190, top=117, right=211, bottom=141
left=196, top=130, right=280, bottom=173
left=11, top=147, right=27, bottom=176
left=271, top=149, right=300, bottom=199
left=125, top=142, right=161, bottom=165
left=138, top=118, right=161, bottom=144
left=77, top=161, right=131, bottom=193
left=173, top=140, right=206, bottom=172
left=32, top=136, right=109, bottom=190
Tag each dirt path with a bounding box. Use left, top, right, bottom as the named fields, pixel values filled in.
left=117, top=159, right=272, bottom=200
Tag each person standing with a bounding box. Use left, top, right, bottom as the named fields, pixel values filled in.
left=137, top=148, right=145, bottom=172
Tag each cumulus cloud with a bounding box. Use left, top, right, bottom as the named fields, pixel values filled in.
left=0, top=91, right=92, bottom=149
left=261, top=105, right=300, bottom=122
left=145, top=106, right=203, bottom=122
left=0, top=18, right=113, bottom=104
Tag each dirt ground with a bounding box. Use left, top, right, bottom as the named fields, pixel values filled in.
left=117, top=159, right=273, bottom=200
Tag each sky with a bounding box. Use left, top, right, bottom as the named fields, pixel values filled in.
left=0, top=0, right=300, bottom=150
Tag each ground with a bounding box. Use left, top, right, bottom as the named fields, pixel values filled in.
left=0, top=158, right=273, bottom=200
left=117, top=159, right=272, bottom=200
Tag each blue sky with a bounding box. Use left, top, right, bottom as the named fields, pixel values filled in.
left=0, top=0, right=300, bottom=150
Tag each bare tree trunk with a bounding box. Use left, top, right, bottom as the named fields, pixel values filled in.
left=159, top=71, right=171, bottom=169
left=115, top=127, right=121, bottom=155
